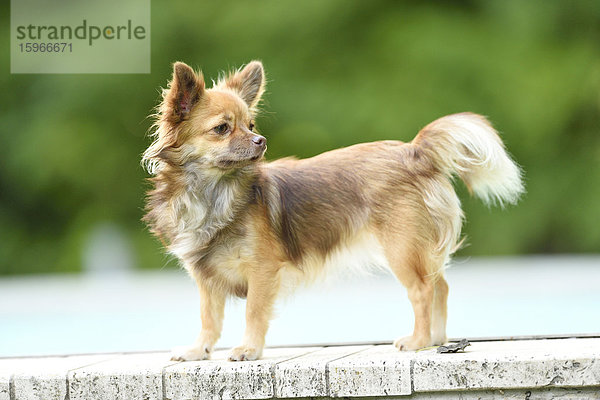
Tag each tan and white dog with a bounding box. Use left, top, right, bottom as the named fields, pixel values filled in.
left=142, top=61, right=523, bottom=361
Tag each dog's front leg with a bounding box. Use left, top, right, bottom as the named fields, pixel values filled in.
left=229, top=268, right=280, bottom=361
left=171, top=273, right=226, bottom=361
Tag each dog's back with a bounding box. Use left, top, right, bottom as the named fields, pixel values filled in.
left=262, top=113, right=524, bottom=281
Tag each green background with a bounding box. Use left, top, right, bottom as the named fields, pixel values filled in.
left=1, top=0, right=599, bottom=275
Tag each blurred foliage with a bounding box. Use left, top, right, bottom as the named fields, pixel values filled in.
left=1, top=0, right=599, bottom=275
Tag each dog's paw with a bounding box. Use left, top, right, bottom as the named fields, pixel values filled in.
left=394, top=335, right=432, bottom=351
left=228, top=345, right=262, bottom=361
left=170, top=345, right=211, bottom=361
left=431, top=334, right=448, bottom=346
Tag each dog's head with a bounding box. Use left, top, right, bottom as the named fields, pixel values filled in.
left=144, top=61, right=267, bottom=173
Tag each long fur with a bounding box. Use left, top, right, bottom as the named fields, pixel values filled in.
left=143, top=61, right=524, bottom=361
left=414, top=112, right=524, bottom=206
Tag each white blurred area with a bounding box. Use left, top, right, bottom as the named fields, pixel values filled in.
left=82, top=222, right=135, bottom=275
left=0, top=249, right=599, bottom=357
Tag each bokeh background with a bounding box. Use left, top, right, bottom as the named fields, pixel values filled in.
left=2, top=0, right=600, bottom=276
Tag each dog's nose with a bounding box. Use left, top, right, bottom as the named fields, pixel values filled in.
left=252, top=135, right=266, bottom=146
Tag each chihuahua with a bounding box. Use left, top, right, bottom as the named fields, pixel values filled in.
left=142, top=61, right=523, bottom=361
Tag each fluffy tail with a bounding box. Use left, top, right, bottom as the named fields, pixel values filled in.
left=413, top=112, right=524, bottom=206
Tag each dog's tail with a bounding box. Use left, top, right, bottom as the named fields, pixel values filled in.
left=413, top=112, right=524, bottom=206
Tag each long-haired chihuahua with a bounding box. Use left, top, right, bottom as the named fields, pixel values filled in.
left=142, top=61, right=523, bottom=361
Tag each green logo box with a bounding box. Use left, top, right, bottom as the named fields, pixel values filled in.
left=11, top=0, right=150, bottom=73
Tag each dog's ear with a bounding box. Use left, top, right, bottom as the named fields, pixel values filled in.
left=165, top=61, right=205, bottom=123
left=225, top=61, right=265, bottom=110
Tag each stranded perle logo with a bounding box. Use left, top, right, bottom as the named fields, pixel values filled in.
left=15, top=19, right=147, bottom=46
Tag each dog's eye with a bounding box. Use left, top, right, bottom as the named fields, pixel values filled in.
left=213, top=123, right=229, bottom=135
left=249, top=122, right=255, bottom=131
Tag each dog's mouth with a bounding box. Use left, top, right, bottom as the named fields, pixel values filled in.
left=218, top=146, right=266, bottom=168
left=217, top=154, right=263, bottom=169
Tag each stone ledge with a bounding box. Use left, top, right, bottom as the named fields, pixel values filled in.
left=0, top=338, right=598, bottom=399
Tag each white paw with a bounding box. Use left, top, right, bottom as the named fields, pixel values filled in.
left=394, top=335, right=432, bottom=351
left=431, top=334, right=448, bottom=346
left=170, top=345, right=211, bottom=361
left=228, top=345, right=262, bottom=361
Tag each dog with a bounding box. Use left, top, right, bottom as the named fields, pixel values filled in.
left=142, top=60, right=524, bottom=361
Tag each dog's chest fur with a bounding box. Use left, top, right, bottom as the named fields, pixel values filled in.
left=147, top=164, right=257, bottom=285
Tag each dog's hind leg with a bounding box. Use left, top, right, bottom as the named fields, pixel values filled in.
left=431, top=274, right=449, bottom=346
left=393, top=269, right=435, bottom=351
left=377, top=232, right=440, bottom=351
